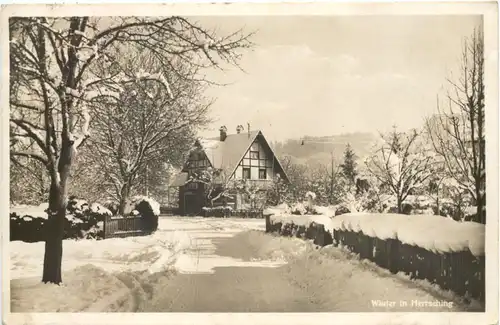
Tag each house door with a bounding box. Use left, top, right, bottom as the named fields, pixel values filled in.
left=184, top=193, right=202, bottom=216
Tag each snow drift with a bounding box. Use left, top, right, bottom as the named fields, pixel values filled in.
left=10, top=265, right=130, bottom=312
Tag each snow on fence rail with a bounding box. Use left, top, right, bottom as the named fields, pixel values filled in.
left=265, top=211, right=485, bottom=302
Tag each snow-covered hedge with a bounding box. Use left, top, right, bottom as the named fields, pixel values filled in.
left=263, top=203, right=291, bottom=216
left=268, top=212, right=484, bottom=257
left=330, top=213, right=485, bottom=257
left=10, top=204, right=48, bottom=243
left=129, top=196, right=160, bottom=233
left=10, top=197, right=111, bottom=242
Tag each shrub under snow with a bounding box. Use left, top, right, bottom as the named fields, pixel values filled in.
left=10, top=197, right=111, bottom=242
left=263, top=203, right=291, bottom=216
left=129, top=196, right=160, bottom=216
left=129, top=196, right=160, bottom=233
left=269, top=212, right=485, bottom=257
left=330, top=213, right=485, bottom=256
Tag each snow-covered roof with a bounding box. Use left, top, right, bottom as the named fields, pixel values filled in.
left=188, top=130, right=290, bottom=182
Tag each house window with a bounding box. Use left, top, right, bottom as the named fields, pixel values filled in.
left=250, top=150, right=259, bottom=159
left=186, top=182, right=198, bottom=190
left=243, top=168, right=251, bottom=179
left=259, top=169, right=267, bottom=180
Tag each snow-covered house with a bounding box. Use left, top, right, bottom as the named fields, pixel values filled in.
left=169, top=126, right=289, bottom=216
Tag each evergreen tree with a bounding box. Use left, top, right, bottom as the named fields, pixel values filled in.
left=340, top=144, right=358, bottom=185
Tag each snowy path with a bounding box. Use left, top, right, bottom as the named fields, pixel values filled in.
left=138, top=217, right=480, bottom=312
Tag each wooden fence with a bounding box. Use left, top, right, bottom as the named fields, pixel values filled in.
left=202, top=208, right=264, bottom=218
left=103, top=215, right=148, bottom=239
left=160, top=206, right=179, bottom=216
left=265, top=216, right=485, bottom=303
left=332, top=229, right=485, bottom=302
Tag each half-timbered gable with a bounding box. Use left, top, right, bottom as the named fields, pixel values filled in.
left=170, top=127, right=289, bottom=215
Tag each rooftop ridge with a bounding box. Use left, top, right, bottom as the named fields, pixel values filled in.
left=203, top=129, right=261, bottom=141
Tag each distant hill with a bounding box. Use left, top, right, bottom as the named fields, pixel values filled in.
left=270, top=132, right=377, bottom=167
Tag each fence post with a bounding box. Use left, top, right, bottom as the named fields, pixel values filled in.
left=103, top=214, right=107, bottom=239
left=388, top=238, right=400, bottom=274
left=265, top=214, right=271, bottom=232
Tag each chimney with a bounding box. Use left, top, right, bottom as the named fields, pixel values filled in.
left=219, top=125, right=227, bottom=141
left=236, top=125, right=244, bottom=134
left=247, top=123, right=250, bottom=138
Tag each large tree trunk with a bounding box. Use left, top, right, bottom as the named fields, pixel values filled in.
left=397, top=196, right=403, bottom=214
left=42, top=180, right=66, bottom=284
left=42, top=135, right=75, bottom=284
left=118, top=183, right=131, bottom=215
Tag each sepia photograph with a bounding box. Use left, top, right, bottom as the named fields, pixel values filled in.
left=1, top=2, right=498, bottom=325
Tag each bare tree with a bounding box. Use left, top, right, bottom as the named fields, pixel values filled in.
left=10, top=155, right=49, bottom=205
left=425, top=29, right=485, bottom=224
left=425, top=161, right=448, bottom=215
left=365, top=127, right=433, bottom=213
left=278, top=155, right=304, bottom=202
left=9, top=16, right=252, bottom=284
left=67, top=146, right=111, bottom=204
left=88, top=49, right=210, bottom=214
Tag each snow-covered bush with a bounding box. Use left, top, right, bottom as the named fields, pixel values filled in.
left=103, top=200, right=119, bottom=215
left=263, top=203, right=291, bottom=216
left=10, top=204, right=47, bottom=242
left=314, top=205, right=337, bottom=217
left=291, top=202, right=307, bottom=215
left=10, top=197, right=110, bottom=242
left=305, top=191, right=316, bottom=201
left=335, top=205, right=351, bottom=216
left=129, top=196, right=160, bottom=233
left=304, top=191, right=318, bottom=213
left=65, top=197, right=108, bottom=239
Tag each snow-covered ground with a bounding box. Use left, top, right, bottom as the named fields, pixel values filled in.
left=9, top=217, right=274, bottom=312
left=11, top=265, right=131, bottom=312
left=159, top=217, right=284, bottom=274
left=285, top=244, right=483, bottom=311
left=10, top=217, right=268, bottom=280
left=9, top=216, right=482, bottom=313
left=10, top=224, right=187, bottom=279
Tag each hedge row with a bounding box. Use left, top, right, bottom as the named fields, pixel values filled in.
left=11, top=196, right=162, bottom=242
left=265, top=215, right=333, bottom=247
left=10, top=197, right=112, bottom=242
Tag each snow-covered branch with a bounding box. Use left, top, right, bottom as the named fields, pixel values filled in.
left=11, top=151, right=49, bottom=166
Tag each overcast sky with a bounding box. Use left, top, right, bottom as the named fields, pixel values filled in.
left=191, top=15, right=482, bottom=142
